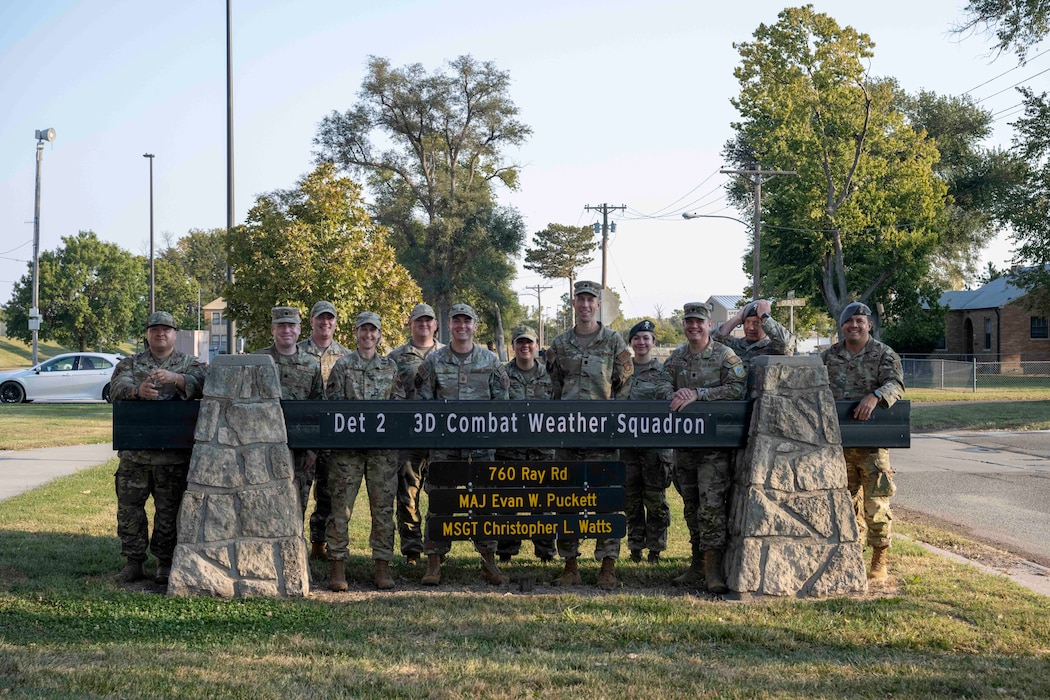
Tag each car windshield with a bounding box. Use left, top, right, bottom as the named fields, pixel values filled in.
left=41, top=358, right=74, bottom=372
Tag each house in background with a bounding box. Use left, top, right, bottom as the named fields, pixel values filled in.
left=202, top=297, right=237, bottom=356
left=707, top=295, right=745, bottom=336
left=934, top=272, right=1050, bottom=370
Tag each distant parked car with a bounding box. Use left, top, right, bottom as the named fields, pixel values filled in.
left=0, top=352, right=124, bottom=404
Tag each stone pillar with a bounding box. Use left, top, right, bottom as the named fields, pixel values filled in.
left=725, top=355, right=866, bottom=597
left=168, top=354, right=309, bottom=598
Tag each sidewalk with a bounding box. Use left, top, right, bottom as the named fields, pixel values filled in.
left=0, top=442, right=115, bottom=501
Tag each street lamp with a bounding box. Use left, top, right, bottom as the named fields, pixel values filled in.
left=143, top=153, right=155, bottom=313
left=31, top=128, right=56, bottom=366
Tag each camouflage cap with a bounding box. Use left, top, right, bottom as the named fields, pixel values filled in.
left=310, top=300, right=337, bottom=318
left=410, top=303, right=436, bottom=321
left=354, top=311, right=382, bottom=330
left=512, top=325, right=538, bottom=343
left=449, top=303, right=477, bottom=320
left=682, top=302, right=712, bottom=320
left=271, top=306, right=301, bottom=324
left=146, top=311, right=177, bottom=330
left=628, top=319, right=656, bottom=341
left=839, top=301, right=873, bottom=327
left=574, top=280, right=602, bottom=298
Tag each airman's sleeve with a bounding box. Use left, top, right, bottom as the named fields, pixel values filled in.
left=178, top=358, right=207, bottom=400
left=710, top=349, right=746, bottom=400
left=611, top=334, right=634, bottom=400
left=490, top=363, right=511, bottom=400
left=763, top=316, right=797, bottom=356
left=415, top=358, right=436, bottom=400
left=326, top=358, right=348, bottom=400
left=875, top=345, right=905, bottom=408
left=109, top=357, right=139, bottom=401
left=545, top=343, right=564, bottom=400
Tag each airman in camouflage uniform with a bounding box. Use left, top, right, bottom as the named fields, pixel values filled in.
left=495, top=325, right=557, bottom=563
left=254, top=306, right=323, bottom=520
left=298, top=300, right=351, bottom=561
left=713, top=298, right=796, bottom=370
left=110, top=311, right=207, bottom=585
left=325, top=312, right=406, bottom=592
left=386, top=303, right=444, bottom=564
left=822, top=301, right=905, bottom=582
left=621, top=319, right=675, bottom=564
left=415, top=303, right=511, bottom=586
left=666, top=301, right=746, bottom=593
left=545, top=281, right=633, bottom=590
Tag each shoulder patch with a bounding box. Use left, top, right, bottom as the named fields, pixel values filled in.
left=732, top=363, right=746, bottom=378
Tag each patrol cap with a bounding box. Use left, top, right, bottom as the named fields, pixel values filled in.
left=449, top=303, right=477, bottom=320
left=512, top=325, right=538, bottom=343
left=574, top=280, right=602, bottom=298
left=629, top=319, right=656, bottom=341
left=310, top=300, right=337, bottom=319
left=682, top=301, right=712, bottom=320
left=146, top=311, right=177, bottom=330
left=271, top=306, right=301, bottom=324
left=839, top=301, right=873, bottom=327
left=354, top=311, right=382, bottom=330
left=410, top=303, right=436, bottom=321
left=743, top=302, right=759, bottom=319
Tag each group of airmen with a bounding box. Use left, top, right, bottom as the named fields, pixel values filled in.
left=110, top=281, right=904, bottom=595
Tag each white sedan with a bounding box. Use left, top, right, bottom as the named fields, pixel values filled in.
left=0, top=352, right=124, bottom=404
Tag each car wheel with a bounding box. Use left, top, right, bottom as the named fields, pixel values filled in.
left=0, top=382, right=26, bottom=404
left=103, top=383, right=112, bottom=403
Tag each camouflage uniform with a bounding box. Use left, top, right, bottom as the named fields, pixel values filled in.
left=546, top=324, right=633, bottom=561
left=298, top=336, right=351, bottom=550
left=664, top=341, right=746, bottom=550
left=110, top=349, right=207, bottom=568
left=415, top=343, right=510, bottom=556
left=822, top=337, right=905, bottom=549
left=622, top=359, right=675, bottom=555
left=324, top=351, right=406, bottom=562
left=494, top=359, right=557, bottom=560
left=713, top=315, right=796, bottom=369
left=253, top=345, right=323, bottom=517
left=387, top=339, right=444, bottom=556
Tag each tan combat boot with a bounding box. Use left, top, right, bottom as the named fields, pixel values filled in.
left=551, top=556, right=582, bottom=586
left=116, top=559, right=145, bottom=583
left=868, top=546, right=889, bottom=581
left=703, top=549, right=728, bottom=594
left=595, top=557, right=617, bottom=590
left=375, top=559, right=395, bottom=590
left=329, top=560, right=348, bottom=592
left=310, top=541, right=327, bottom=560
left=672, top=545, right=703, bottom=586
left=421, top=554, right=442, bottom=585
left=479, top=551, right=509, bottom=585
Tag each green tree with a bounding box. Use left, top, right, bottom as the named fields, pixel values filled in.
left=152, top=256, right=200, bottom=332
left=161, top=228, right=229, bottom=304
left=725, top=5, right=948, bottom=331
left=225, top=164, right=420, bottom=350
left=3, top=231, right=143, bottom=351
left=955, top=0, right=1050, bottom=59
left=314, top=54, right=531, bottom=338
left=523, top=223, right=597, bottom=326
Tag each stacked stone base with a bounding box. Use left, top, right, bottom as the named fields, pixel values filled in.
left=168, top=355, right=308, bottom=598
left=725, top=356, right=866, bottom=597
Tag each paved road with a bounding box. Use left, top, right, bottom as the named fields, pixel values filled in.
left=0, top=443, right=115, bottom=501
left=892, top=431, right=1050, bottom=566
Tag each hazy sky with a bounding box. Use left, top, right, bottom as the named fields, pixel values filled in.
left=1, top=0, right=1044, bottom=325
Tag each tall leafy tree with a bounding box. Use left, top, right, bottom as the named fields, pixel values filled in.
left=225, top=164, right=420, bottom=350
left=955, top=0, right=1050, bottom=59
left=523, top=223, right=597, bottom=326
left=314, top=54, right=531, bottom=338
left=724, top=5, right=948, bottom=329
left=152, top=256, right=201, bottom=333
left=3, top=231, right=143, bottom=351
left=161, top=228, right=229, bottom=304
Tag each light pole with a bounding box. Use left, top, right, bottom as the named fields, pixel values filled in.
left=143, top=153, right=155, bottom=313
left=31, top=128, right=56, bottom=366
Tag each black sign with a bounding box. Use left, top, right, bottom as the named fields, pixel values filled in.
left=428, top=513, right=627, bottom=541
left=428, top=487, right=624, bottom=514
left=424, top=460, right=626, bottom=488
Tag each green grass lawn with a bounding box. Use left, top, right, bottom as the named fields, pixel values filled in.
left=1, top=462, right=1049, bottom=698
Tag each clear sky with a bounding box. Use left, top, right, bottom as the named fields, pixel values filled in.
left=1, top=0, right=1044, bottom=325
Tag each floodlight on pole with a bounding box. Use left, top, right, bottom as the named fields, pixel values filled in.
left=143, top=153, right=155, bottom=313
left=31, top=128, right=56, bottom=366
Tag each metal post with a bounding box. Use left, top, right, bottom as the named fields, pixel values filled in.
left=31, top=140, right=42, bottom=366
left=225, top=0, right=237, bottom=354
left=143, top=153, right=155, bottom=313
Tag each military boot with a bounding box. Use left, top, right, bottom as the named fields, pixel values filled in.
left=310, top=541, right=328, bottom=560
left=672, top=545, right=703, bottom=586
left=116, top=559, right=145, bottom=583
left=630, top=549, right=643, bottom=563
left=595, top=557, right=617, bottom=590
left=480, top=551, right=509, bottom=585
left=703, top=549, right=728, bottom=594
left=551, top=556, right=582, bottom=586
left=868, top=545, right=889, bottom=581
left=375, top=560, right=395, bottom=590
left=329, top=560, right=348, bottom=592
left=154, top=562, right=171, bottom=585
left=421, top=554, right=442, bottom=586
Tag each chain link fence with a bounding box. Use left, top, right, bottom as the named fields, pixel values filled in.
left=902, top=357, right=1050, bottom=391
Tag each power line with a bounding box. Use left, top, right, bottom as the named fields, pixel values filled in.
left=975, top=65, right=1050, bottom=103
left=962, top=47, right=1050, bottom=96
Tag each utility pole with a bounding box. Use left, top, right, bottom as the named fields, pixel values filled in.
left=584, top=202, right=625, bottom=290
left=225, top=0, right=237, bottom=354
left=31, top=128, right=55, bottom=366
left=719, top=167, right=795, bottom=299
left=522, top=284, right=552, bottom=347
